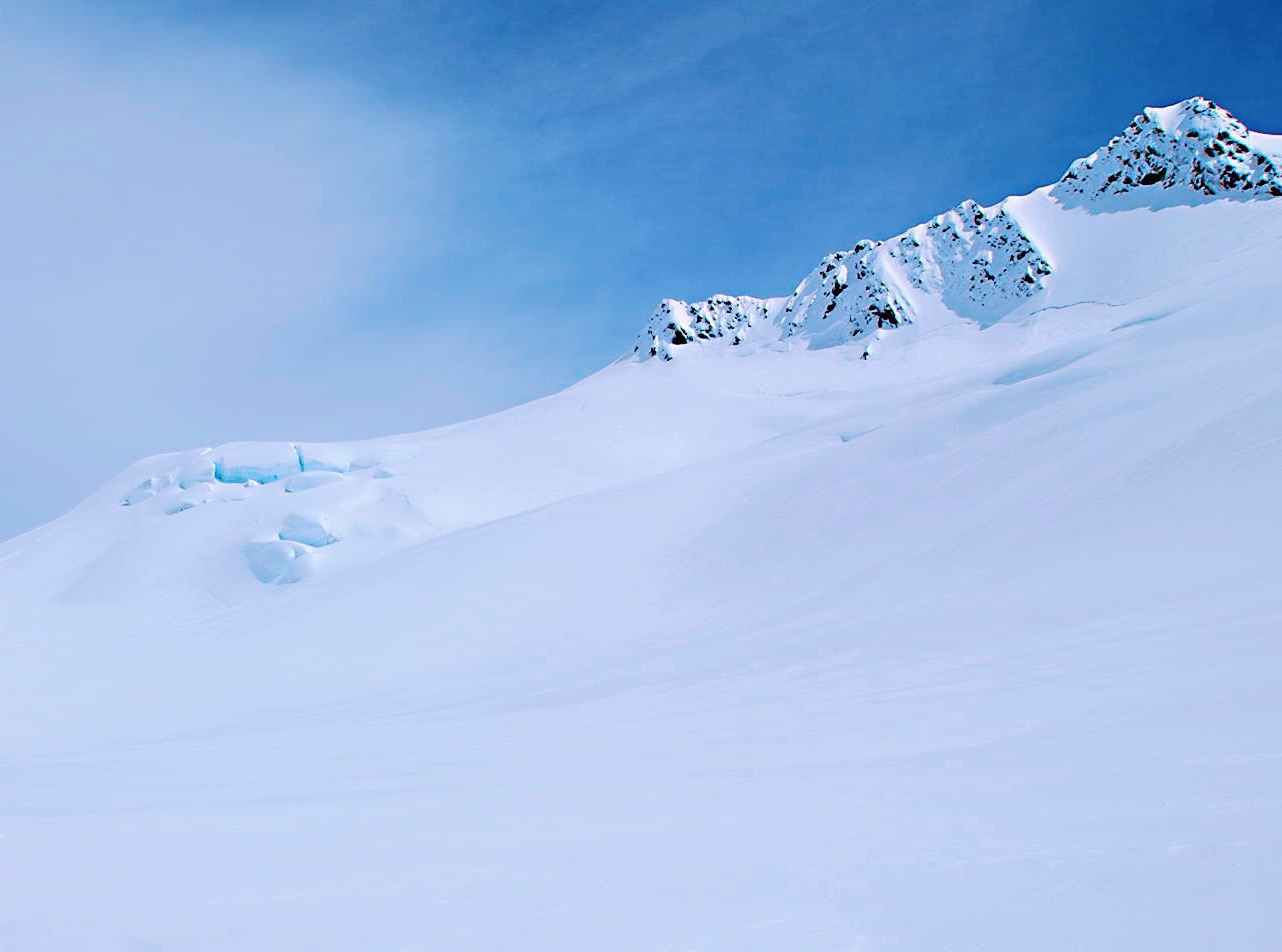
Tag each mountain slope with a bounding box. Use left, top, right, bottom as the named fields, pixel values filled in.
left=2, top=99, right=1282, bottom=951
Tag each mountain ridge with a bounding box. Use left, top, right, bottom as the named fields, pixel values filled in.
left=635, top=97, right=1281, bottom=360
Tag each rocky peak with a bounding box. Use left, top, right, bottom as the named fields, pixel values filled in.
left=1054, top=97, right=1282, bottom=203
left=634, top=295, right=780, bottom=360
left=633, top=97, right=1278, bottom=361
left=633, top=198, right=1055, bottom=361
left=889, top=200, right=1052, bottom=321
left=781, top=240, right=912, bottom=351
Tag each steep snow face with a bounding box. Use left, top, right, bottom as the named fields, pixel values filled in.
left=889, top=199, right=1053, bottom=321
left=782, top=198, right=1055, bottom=349
left=1054, top=97, right=1282, bottom=205
left=781, top=239, right=912, bottom=351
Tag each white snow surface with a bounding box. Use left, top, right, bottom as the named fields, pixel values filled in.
left=1055, top=96, right=1282, bottom=205
left=3, top=99, right=1282, bottom=950
left=637, top=98, right=1280, bottom=362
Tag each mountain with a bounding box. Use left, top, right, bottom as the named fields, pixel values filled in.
left=638, top=96, right=1281, bottom=360
left=2, top=98, right=1281, bottom=951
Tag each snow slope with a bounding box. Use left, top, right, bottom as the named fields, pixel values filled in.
left=2, top=98, right=1282, bottom=950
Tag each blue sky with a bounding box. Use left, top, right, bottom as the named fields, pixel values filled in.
left=1, top=0, right=1279, bottom=538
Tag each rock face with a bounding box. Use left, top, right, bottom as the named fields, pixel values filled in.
left=1054, top=97, right=1282, bottom=204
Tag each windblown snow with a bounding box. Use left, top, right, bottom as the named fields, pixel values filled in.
left=2, top=98, right=1282, bottom=951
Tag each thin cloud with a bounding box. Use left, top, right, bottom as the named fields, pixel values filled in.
left=0, top=10, right=445, bottom=537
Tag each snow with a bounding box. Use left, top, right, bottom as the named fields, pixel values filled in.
left=783, top=238, right=912, bottom=349
left=2, top=98, right=1281, bottom=950
left=211, top=440, right=303, bottom=485
left=277, top=513, right=340, bottom=548
left=635, top=294, right=786, bottom=359
left=893, top=199, right=1052, bottom=320
left=1054, top=96, right=1282, bottom=205
left=283, top=470, right=345, bottom=493
left=638, top=100, right=1280, bottom=366
left=246, top=537, right=315, bottom=583
left=639, top=183, right=1051, bottom=361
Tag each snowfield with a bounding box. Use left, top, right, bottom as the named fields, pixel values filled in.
left=2, top=98, right=1282, bottom=950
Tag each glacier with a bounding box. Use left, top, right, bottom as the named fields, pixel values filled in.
left=1, top=98, right=1281, bottom=951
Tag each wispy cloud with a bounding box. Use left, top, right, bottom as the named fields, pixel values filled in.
left=0, top=8, right=456, bottom=536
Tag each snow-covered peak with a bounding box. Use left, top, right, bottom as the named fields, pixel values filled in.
left=635, top=295, right=784, bottom=360
left=635, top=97, right=1279, bottom=361
left=1145, top=97, right=1235, bottom=137
left=636, top=199, right=1053, bottom=360
left=779, top=238, right=912, bottom=354
left=1054, top=97, right=1282, bottom=204
left=886, top=200, right=1053, bottom=321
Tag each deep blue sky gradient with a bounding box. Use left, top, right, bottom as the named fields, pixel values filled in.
left=2, top=0, right=1279, bottom=536
left=116, top=0, right=1278, bottom=323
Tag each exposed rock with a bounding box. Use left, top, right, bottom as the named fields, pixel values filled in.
left=1054, top=97, right=1282, bottom=204
left=890, top=200, right=1052, bottom=320
left=634, top=200, right=1054, bottom=358
left=633, top=97, right=1277, bottom=360
left=635, top=295, right=777, bottom=360
left=782, top=241, right=913, bottom=347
